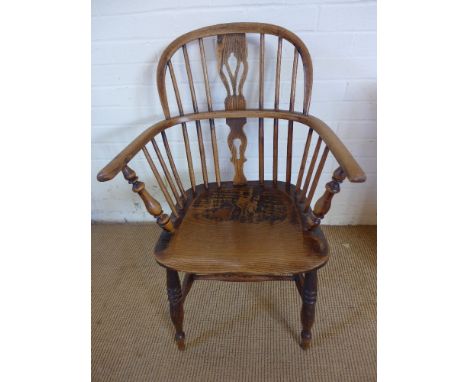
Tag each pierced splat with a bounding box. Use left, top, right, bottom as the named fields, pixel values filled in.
left=217, top=33, right=249, bottom=185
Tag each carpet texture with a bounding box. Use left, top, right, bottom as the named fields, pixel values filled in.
left=92, top=224, right=376, bottom=382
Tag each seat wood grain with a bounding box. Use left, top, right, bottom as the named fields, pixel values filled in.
left=155, top=181, right=328, bottom=275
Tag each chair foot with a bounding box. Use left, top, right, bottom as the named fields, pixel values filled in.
left=300, top=270, right=318, bottom=350
left=300, top=330, right=312, bottom=350
left=166, top=269, right=186, bottom=351
left=175, top=332, right=186, bottom=351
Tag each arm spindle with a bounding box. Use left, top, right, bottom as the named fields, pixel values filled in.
left=296, top=128, right=313, bottom=190
left=299, top=137, right=322, bottom=202
left=122, top=165, right=175, bottom=233
left=142, top=146, right=179, bottom=217
left=160, top=131, right=186, bottom=199
left=151, top=138, right=183, bottom=208
left=304, top=146, right=330, bottom=211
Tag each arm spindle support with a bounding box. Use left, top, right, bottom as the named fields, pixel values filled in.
left=122, top=165, right=175, bottom=233
left=307, top=167, right=346, bottom=230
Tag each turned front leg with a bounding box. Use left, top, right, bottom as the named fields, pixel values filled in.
left=166, top=269, right=185, bottom=350
left=300, top=270, right=318, bottom=349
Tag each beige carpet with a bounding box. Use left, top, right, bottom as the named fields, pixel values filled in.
left=92, top=224, right=376, bottom=382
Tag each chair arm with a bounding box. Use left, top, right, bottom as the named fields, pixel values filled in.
left=97, top=119, right=169, bottom=182
left=297, top=114, right=366, bottom=183
left=96, top=110, right=366, bottom=183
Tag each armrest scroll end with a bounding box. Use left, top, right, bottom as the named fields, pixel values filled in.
left=347, top=171, right=367, bottom=183
left=97, top=170, right=111, bottom=182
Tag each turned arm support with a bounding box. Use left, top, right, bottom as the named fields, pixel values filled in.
left=122, top=166, right=175, bottom=233
left=306, top=167, right=346, bottom=230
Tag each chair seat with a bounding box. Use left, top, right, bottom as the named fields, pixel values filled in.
left=155, top=181, right=329, bottom=275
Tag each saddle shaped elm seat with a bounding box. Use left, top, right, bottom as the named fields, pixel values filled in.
left=155, top=181, right=329, bottom=275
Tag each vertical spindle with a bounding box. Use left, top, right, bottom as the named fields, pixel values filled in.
left=286, top=48, right=299, bottom=186
left=199, top=38, right=221, bottom=187
left=273, top=37, right=282, bottom=184
left=259, top=33, right=265, bottom=184
left=167, top=60, right=196, bottom=192
left=182, top=44, right=208, bottom=188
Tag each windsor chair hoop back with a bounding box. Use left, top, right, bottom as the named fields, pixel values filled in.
left=97, top=22, right=366, bottom=351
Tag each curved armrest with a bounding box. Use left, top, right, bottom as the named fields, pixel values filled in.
left=97, top=119, right=169, bottom=182
left=300, top=114, right=367, bottom=183
left=96, top=110, right=366, bottom=183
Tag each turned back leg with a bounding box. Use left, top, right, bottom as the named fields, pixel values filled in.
left=166, top=269, right=185, bottom=350
left=300, top=270, right=318, bottom=349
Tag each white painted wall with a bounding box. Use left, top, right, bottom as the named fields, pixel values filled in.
left=92, top=0, right=376, bottom=224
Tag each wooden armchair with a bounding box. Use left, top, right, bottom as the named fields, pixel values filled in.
left=97, top=23, right=366, bottom=351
